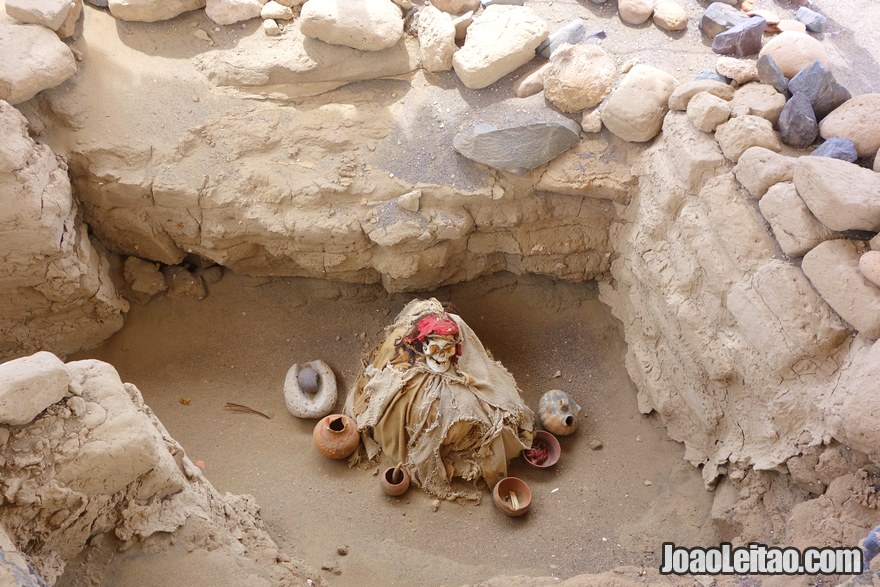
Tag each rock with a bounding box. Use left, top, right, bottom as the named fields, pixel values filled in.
left=861, top=251, right=880, bottom=288
left=746, top=9, right=779, bottom=26
left=430, top=0, right=479, bottom=14
left=715, top=114, right=781, bottom=162
left=543, top=43, right=616, bottom=113
left=668, top=79, right=733, bottom=110
left=452, top=119, right=580, bottom=174
left=802, top=239, right=880, bottom=339
left=810, top=138, right=858, bottom=163
left=4, top=0, right=73, bottom=31
left=601, top=64, right=678, bottom=143
left=687, top=91, right=731, bottom=132
left=732, top=146, right=795, bottom=198
left=206, top=0, right=263, bottom=25
left=57, top=0, right=83, bottom=39
left=758, top=31, right=829, bottom=78
left=618, top=0, right=655, bottom=26
left=876, top=153, right=880, bottom=173
left=756, top=54, right=788, bottom=95
left=0, top=24, right=77, bottom=105
left=163, top=266, right=207, bottom=300
left=262, top=18, right=281, bottom=35
left=451, top=11, right=472, bottom=41
left=652, top=0, right=687, bottom=31
left=730, top=83, right=786, bottom=125
left=536, top=18, right=588, bottom=59
left=694, top=70, right=730, bottom=84
left=795, top=6, right=827, bottom=33
left=481, top=0, right=524, bottom=5
left=715, top=56, right=757, bottom=85
left=774, top=19, right=807, bottom=34
left=580, top=109, right=602, bottom=133
left=794, top=156, right=880, bottom=232
left=711, top=16, right=766, bottom=58
left=283, top=360, right=337, bottom=418
left=300, top=0, right=404, bottom=52
left=85, top=0, right=108, bottom=6
left=195, top=265, right=223, bottom=284
left=107, top=0, right=206, bottom=22
left=777, top=92, right=818, bottom=148
left=589, top=439, right=603, bottom=450
left=261, top=1, right=294, bottom=20
left=787, top=61, right=850, bottom=120
left=819, top=94, right=880, bottom=158
left=758, top=182, right=836, bottom=257
left=418, top=5, right=456, bottom=73
left=397, top=190, right=421, bottom=212
left=512, top=62, right=550, bottom=98
left=123, top=257, right=167, bottom=297
left=700, top=2, right=750, bottom=38
left=0, top=352, right=70, bottom=426
left=874, top=234, right=880, bottom=251
left=452, top=5, right=548, bottom=90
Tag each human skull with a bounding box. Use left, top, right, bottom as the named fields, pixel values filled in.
left=422, top=335, right=457, bottom=373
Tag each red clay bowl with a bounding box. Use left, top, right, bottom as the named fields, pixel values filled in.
left=492, top=477, right=532, bottom=517
left=522, top=430, right=561, bottom=469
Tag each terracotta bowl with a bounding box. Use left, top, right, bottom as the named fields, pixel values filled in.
left=522, top=430, right=561, bottom=469
left=492, top=477, right=532, bottom=517
left=380, top=466, right=411, bottom=497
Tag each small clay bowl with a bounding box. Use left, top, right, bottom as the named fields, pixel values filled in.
left=522, top=430, right=561, bottom=469
left=492, top=477, right=532, bottom=517
left=380, top=466, right=411, bottom=497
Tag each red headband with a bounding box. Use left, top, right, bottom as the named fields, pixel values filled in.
left=404, top=313, right=460, bottom=345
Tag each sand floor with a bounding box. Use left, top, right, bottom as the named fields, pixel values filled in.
left=64, top=271, right=717, bottom=586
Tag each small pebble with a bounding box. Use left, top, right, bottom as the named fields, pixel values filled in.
left=635, top=435, right=642, bottom=442
left=431, top=499, right=440, bottom=512
left=551, top=370, right=561, bottom=378
left=589, top=439, right=603, bottom=450
left=336, top=546, right=348, bottom=556
left=644, top=480, right=653, bottom=486
left=192, top=95, right=199, bottom=102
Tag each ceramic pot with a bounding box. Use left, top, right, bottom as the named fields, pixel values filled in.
left=522, top=430, right=561, bottom=469
left=284, top=360, right=337, bottom=419
left=313, top=414, right=359, bottom=460
left=538, top=389, right=581, bottom=436
left=492, top=477, right=532, bottom=517
left=380, top=464, right=411, bottom=496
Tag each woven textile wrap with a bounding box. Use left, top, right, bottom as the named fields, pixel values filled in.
left=346, top=298, right=534, bottom=501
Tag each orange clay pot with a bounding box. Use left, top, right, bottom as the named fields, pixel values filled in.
left=380, top=464, right=411, bottom=496
left=313, top=414, right=360, bottom=460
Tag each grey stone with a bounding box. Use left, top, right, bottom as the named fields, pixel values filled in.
left=757, top=54, right=789, bottom=95
left=589, top=0, right=608, bottom=3
left=810, top=138, right=858, bottom=163
left=297, top=366, right=321, bottom=395
left=700, top=2, right=750, bottom=38
left=711, top=16, right=766, bottom=58
left=695, top=70, right=731, bottom=84
left=795, top=6, right=827, bottom=33
left=788, top=61, right=850, bottom=120
left=536, top=19, right=589, bottom=59
left=453, top=120, right=581, bottom=174
left=777, top=92, right=818, bottom=148
left=84, top=0, right=108, bottom=5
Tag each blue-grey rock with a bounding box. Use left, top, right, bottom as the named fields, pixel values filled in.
left=711, top=16, right=766, bottom=57
left=778, top=92, right=819, bottom=147
left=700, top=2, right=751, bottom=38
left=695, top=70, right=731, bottom=84
left=757, top=54, right=789, bottom=95
left=453, top=120, right=581, bottom=174
left=535, top=19, right=595, bottom=58
left=788, top=61, right=851, bottom=119
left=811, top=138, right=858, bottom=162
left=795, top=6, right=827, bottom=32
left=589, top=0, right=609, bottom=4
left=84, top=0, right=108, bottom=6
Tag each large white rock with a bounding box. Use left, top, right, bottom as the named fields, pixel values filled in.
left=686, top=91, right=731, bottom=132
left=715, top=56, right=758, bottom=85
left=0, top=24, right=76, bottom=105
left=618, top=0, right=655, bottom=25
left=652, top=0, right=687, bottom=31
left=0, top=352, right=70, bottom=426
left=452, top=5, right=548, bottom=90
left=758, top=182, right=836, bottom=257
left=205, top=0, right=264, bottom=25
left=802, top=239, right=880, bottom=340
left=543, top=43, right=616, bottom=113
left=430, top=0, right=478, bottom=14
left=861, top=251, right=880, bottom=288
left=714, top=114, right=781, bottom=162
left=793, top=156, right=880, bottom=232
left=732, top=146, right=794, bottom=198
left=758, top=31, right=828, bottom=78
left=668, top=79, right=734, bottom=111
left=418, top=5, right=457, bottom=73
left=300, top=0, right=404, bottom=52
left=4, top=0, right=73, bottom=31
left=601, top=64, right=677, bottom=143
left=819, top=93, right=880, bottom=159
left=108, top=0, right=206, bottom=22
